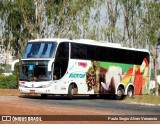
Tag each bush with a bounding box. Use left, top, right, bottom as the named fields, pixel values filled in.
left=150, top=84, right=160, bottom=95
left=150, top=68, right=160, bottom=80
left=0, top=75, right=18, bottom=89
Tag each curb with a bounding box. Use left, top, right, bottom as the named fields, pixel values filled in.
left=122, top=101, right=160, bottom=106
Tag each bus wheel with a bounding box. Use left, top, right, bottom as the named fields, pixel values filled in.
left=41, top=94, right=47, bottom=99
left=100, top=94, right=111, bottom=99
left=99, top=94, right=106, bottom=99
left=89, top=95, right=97, bottom=99
left=115, top=86, right=124, bottom=100
left=67, top=85, right=74, bottom=100
left=127, top=86, right=134, bottom=98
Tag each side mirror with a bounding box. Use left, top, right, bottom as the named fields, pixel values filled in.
left=48, top=59, right=54, bottom=71
left=11, top=59, right=19, bottom=71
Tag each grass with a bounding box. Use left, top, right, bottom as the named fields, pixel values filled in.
left=0, top=89, right=19, bottom=96
left=124, top=95, right=160, bottom=105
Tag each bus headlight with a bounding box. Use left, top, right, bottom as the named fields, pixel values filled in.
left=19, top=82, right=26, bottom=87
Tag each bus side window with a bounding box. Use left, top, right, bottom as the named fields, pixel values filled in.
left=53, top=42, right=69, bottom=80
left=53, top=62, right=61, bottom=79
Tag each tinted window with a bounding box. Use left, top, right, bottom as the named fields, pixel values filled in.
left=71, top=43, right=96, bottom=60
left=71, top=43, right=87, bottom=59
left=55, top=42, right=69, bottom=59
left=54, top=42, right=69, bottom=80
left=23, top=42, right=57, bottom=58
left=118, top=49, right=150, bottom=65
left=71, top=43, right=150, bottom=65
left=96, top=47, right=106, bottom=61
left=87, top=46, right=96, bottom=60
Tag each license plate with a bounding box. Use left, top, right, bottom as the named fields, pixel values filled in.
left=30, top=90, right=35, bottom=93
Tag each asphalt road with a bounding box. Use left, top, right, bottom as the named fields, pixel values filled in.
left=20, top=95, right=160, bottom=115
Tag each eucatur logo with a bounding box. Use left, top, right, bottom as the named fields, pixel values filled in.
left=78, top=62, right=87, bottom=68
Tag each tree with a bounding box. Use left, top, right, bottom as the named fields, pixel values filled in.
left=106, top=0, right=119, bottom=43
left=0, top=0, right=99, bottom=58
left=0, top=0, right=36, bottom=58
left=45, top=0, right=102, bottom=39
left=143, top=0, right=160, bottom=96
left=119, top=0, right=142, bottom=47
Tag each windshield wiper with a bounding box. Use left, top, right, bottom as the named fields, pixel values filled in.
left=19, top=78, right=30, bottom=81
left=36, top=78, right=49, bottom=81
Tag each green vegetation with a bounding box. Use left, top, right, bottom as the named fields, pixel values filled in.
left=150, top=68, right=160, bottom=80
left=150, top=84, right=160, bottom=95
left=0, top=63, right=19, bottom=89
left=0, top=0, right=102, bottom=57
left=0, top=75, right=18, bottom=89
left=1, top=0, right=160, bottom=93
left=1, top=0, right=160, bottom=55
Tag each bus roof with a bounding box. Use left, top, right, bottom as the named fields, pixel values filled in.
left=28, top=38, right=149, bottom=54
left=72, top=39, right=149, bottom=53
left=73, top=39, right=122, bottom=47
left=28, top=38, right=71, bottom=42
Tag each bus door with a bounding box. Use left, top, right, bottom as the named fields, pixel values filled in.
left=53, top=42, right=69, bottom=80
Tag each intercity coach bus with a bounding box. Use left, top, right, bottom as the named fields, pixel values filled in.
left=12, top=38, right=150, bottom=99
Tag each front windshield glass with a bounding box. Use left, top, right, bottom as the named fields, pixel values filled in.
left=19, top=60, right=51, bottom=81
left=22, top=42, right=57, bottom=58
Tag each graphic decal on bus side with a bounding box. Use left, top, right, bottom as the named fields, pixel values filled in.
left=69, top=73, right=86, bottom=78
left=78, top=62, right=87, bottom=68
left=86, top=58, right=149, bottom=95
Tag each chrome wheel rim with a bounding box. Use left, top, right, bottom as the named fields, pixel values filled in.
left=117, top=90, right=122, bottom=96
left=128, top=90, right=133, bottom=97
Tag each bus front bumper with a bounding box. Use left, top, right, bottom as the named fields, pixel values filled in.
left=19, top=87, right=54, bottom=94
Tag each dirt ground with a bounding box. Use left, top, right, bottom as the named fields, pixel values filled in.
left=0, top=89, right=158, bottom=124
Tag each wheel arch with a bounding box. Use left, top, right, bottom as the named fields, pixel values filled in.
left=115, top=83, right=125, bottom=95
left=124, top=83, right=134, bottom=95
left=68, top=82, right=78, bottom=94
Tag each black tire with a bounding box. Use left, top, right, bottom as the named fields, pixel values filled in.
left=41, top=94, right=47, bottom=99
left=99, top=94, right=106, bottom=99
left=115, top=86, right=124, bottom=100
left=67, top=85, right=74, bottom=100
left=127, top=86, right=134, bottom=98
left=89, top=94, right=97, bottom=99
left=100, top=94, right=112, bottom=99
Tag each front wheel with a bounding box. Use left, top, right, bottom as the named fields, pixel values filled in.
left=67, top=85, right=74, bottom=100
left=41, top=94, right=47, bottom=99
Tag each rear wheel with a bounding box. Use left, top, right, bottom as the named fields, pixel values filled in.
left=115, top=86, right=124, bottom=100
left=127, top=86, right=134, bottom=97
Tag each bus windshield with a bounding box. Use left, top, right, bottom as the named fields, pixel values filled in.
left=19, top=60, right=51, bottom=81
left=22, top=42, right=57, bottom=58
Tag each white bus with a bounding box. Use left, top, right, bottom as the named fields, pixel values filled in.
left=13, top=38, right=150, bottom=99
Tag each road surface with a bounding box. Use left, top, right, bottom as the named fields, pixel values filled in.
left=21, top=95, right=160, bottom=115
